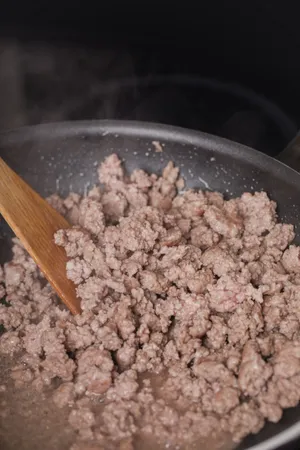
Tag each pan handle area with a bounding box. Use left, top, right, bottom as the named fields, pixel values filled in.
left=277, top=133, right=300, bottom=172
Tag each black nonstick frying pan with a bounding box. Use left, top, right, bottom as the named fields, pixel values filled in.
left=1, top=120, right=300, bottom=450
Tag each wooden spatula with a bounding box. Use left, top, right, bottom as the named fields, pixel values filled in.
left=0, top=157, right=81, bottom=314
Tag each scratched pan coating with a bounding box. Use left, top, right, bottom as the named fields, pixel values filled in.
left=1, top=120, right=300, bottom=450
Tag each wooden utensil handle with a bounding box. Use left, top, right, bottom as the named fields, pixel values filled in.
left=0, top=157, right=81, bottom=314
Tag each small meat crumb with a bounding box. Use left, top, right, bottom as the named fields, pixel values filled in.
left=152, top=140, right=163, bottom=152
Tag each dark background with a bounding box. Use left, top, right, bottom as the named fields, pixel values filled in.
left=1, top=0, right=299, bottom=113
left=1, top=1, right=300, bottom=158
left=0, top=1, right=300, bottom=449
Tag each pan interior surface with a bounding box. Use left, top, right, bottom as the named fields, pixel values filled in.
left=1, top=120, right=300, bottom=450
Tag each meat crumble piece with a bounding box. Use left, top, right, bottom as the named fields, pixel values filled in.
left=75, top=347, right=114, bottom=395
left=101, top=191, right=128, bottom=221
left=282, top=245, right=300, bottom=273
left=190, top=222, right=220, bottom=250
left=1, top=153, right=300, bottom=450
left=98, top=153, right=124, bottom=187
left=53, top=382, right=76, bottom=408
left=238, top=341, right=273, bottom=396
left=204, top=204, right=243, bottom=238
left=238, top=192, right=276, bottom=236
left=225, top=401, right=265, bottom=442
left=206, top=274, right=263, bottom=313
left=78, top=198, right=105, bottom=237
left=0, top=331, right=21, bottom=354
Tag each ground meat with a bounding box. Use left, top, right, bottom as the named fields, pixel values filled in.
left=1, top=153, right=300, bottom=450
left=47, top=193, right=67, bottom=215
left=172, top=190, right=207, bottom=219
left=227, top=300, right=264, bottom=346
left=264, top=223, right=295, bottom=250
left=69, top=406, right=95, bottom=440
left=238, top=341, right=273, bottom=396
left=205, top=316, right=228, bottom=350
left=10, top=365, right=34, bottom=387
left=106, top=370, right=139, bottom=402
left=64, top=192, right=82, bottom=225
left=190, top=222, right=220, bottom=250
left=282, top=245, right=300, bottom=273
left=207, top=275, right=262, bottom=313
left=78, top=198, right=105, bottom=237
left=225, top=401, right=265, bottom=442
left=210, top=387, right=240, bottom=415
left=130, top=169, right=153, bottom=189
left=202, top=246, right=238, bottom=277
left=186, top=268, right=214, bottom=294
left=0, top=331, right=21, bottom=354
left=238, top=192, right=276, bottom=236
left=98, top=153, right=124, bottom=187
left=101, top=191, right=128, bottom=221
left=75, top=347, right=114, bottom=395
left=204, top=204, right=243, bottom=238
left=53, top=382, right=76, bottom=408
left=0, top=283, right=6, bottom=300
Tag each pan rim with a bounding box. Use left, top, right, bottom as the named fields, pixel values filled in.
left=1, top=119, right=300, bottom=189
left=0, top=119, right=299, bottom=450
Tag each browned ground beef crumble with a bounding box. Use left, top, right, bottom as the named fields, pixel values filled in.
left=1, top=154, right=300, bottom=449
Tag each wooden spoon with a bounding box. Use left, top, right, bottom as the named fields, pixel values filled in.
left=0, top=157, right=81, bottom=314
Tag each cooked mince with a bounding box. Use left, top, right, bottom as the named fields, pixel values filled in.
left=1, top=154, right=300, bottom=450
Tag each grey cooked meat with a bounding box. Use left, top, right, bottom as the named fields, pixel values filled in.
left=1, top=153, right=300, bottom=450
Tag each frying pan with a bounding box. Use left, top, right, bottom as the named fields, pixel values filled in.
left=0, top=120, right=300, bottom=450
